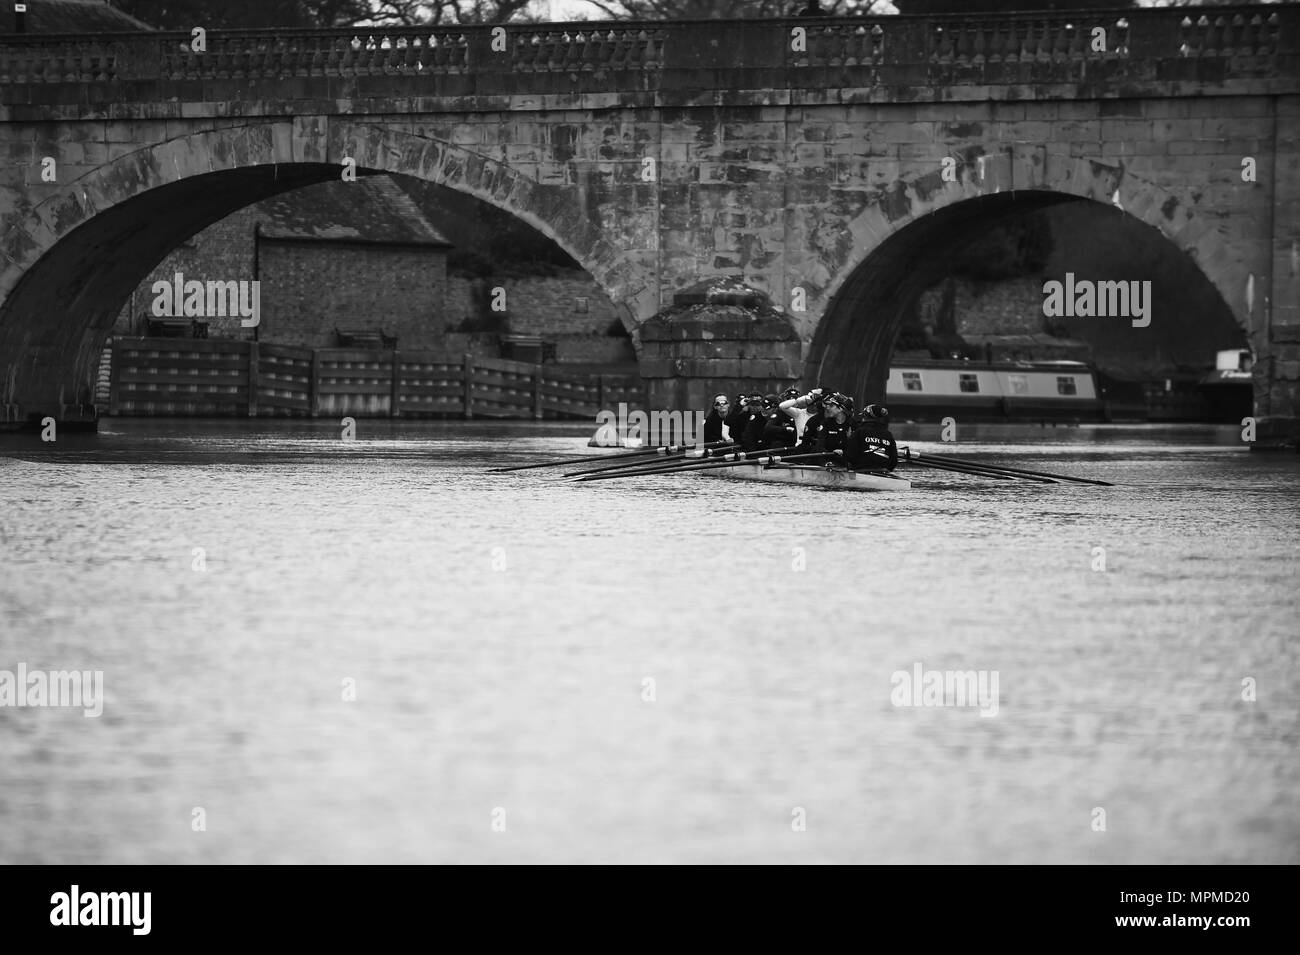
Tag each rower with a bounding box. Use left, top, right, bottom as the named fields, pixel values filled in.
left=723, top=392, right=748, bottom=443
left=805, top=384, right=839, bottom=439
left=761, top=389, right=800, bottom=450
left=743, top=395, right=777, bottom=450
left=819, top=393, right=854, bottom=456
left=703, top=394, right=731, bottom=443
left=844, top=404, right=898, bottom=471
left=778, top=386, right=823, bottom=442
left=797, top=391, right=853, bottom=457
left=736, top=393, right=767, bottom=451
left=791, top=386, right=834, bottom=451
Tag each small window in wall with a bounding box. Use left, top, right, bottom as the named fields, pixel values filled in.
left=902, top=372, right=923, bottom=392
left=959, top=373, right=980, bottom=393
left=1007, top=374, right=1028, bottom=395
left=1057, top=376, right=1078, bottom=396
left=575, top=297, right=589, bottom=313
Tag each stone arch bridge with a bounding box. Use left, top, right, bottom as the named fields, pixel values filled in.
left=1, top=8, right=1298, bottom=443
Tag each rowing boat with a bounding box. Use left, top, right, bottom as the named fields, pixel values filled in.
left=697, top=462, right=911, bottom=491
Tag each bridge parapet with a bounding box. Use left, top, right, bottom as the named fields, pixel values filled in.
left=0, top=7, right=1293, bottom=105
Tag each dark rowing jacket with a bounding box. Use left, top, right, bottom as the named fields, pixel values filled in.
left=736, top=409, right=767, bottom=451
left=761, top=407, right=798, bottom=451
left=742, top=411, right=768, bottom=451
left=795, top=411, right=825, bottom=453
left=845, top=421, right=898, bottom=470
left=703, top=409, right=727, bottom=443
left=798, top=414, right=850, bottom=455
left=724, top=406, right=747, bottom=443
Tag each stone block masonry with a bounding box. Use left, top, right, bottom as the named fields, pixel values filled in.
left=258, top=241, right=445, bottom=349
left=116, top=229, right=448, bottom=350
left=445, top=273, right=622, bottom=339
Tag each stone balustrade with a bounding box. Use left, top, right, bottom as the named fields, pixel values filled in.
left=0, top=8, right=1291, bottom=90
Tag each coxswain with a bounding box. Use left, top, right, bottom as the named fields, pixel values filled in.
left=703, top=393, right=731, bottom=443
left=736, top=394, right=767, bottom=451
left=844, top=403, right=898, bottom=471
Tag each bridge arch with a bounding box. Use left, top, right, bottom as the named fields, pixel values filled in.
left=806, top=150, right=1256, bottom=404
left=0, top=120, right=635, bottom=413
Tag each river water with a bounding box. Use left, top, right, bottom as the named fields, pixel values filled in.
left=1, top=418, right=1297, bottom=864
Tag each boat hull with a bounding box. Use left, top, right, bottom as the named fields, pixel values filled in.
left=699, top=463, right=911, bottom=491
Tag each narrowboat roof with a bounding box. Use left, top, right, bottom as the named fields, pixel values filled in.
left=890, top=359, right=1094, bottom=373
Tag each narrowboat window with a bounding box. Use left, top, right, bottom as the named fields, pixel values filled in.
left=1056, top=376, right=1078, bottom=396
left=902, top=372, right=923, bottom=392
left=1007, top=374, right=1028, bottom=395
left=958, top=373, right=979, bottom=393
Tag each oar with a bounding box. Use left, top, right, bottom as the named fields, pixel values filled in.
left=490, top=440, right=731, bottom=472
left=568, top=443, right=793, bottom=479
left=577, top=449, right=828, bottom=483
left=915, top=454, right=1055, bottom=485
left=563, top=443, right=738, bottom=478
left=920, top=454, right=1050, bottom=485
left=573, top=448, right=781, bottom=481
left=917, top=451, right=1113, bottom=487
left=494, top=439, right=729, bottom=473
left=912, top=453, right=1057, bottom=484
left=901, top=449, right=1022, bottom=482
left=564, top=446, right=736, bottom=478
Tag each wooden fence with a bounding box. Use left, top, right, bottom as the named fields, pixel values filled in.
left=107, top=338, right=644, bottom=419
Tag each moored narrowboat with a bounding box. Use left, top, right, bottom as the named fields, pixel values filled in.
left=885, top=359, right=1103, bottom=422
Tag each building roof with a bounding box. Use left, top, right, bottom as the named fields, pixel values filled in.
left=0, top=0, right=153, bottom=35
left=258, top=176, right=452, bottom=248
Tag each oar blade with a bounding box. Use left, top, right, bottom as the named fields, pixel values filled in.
left=919, top=452, right=1111, bottom=486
